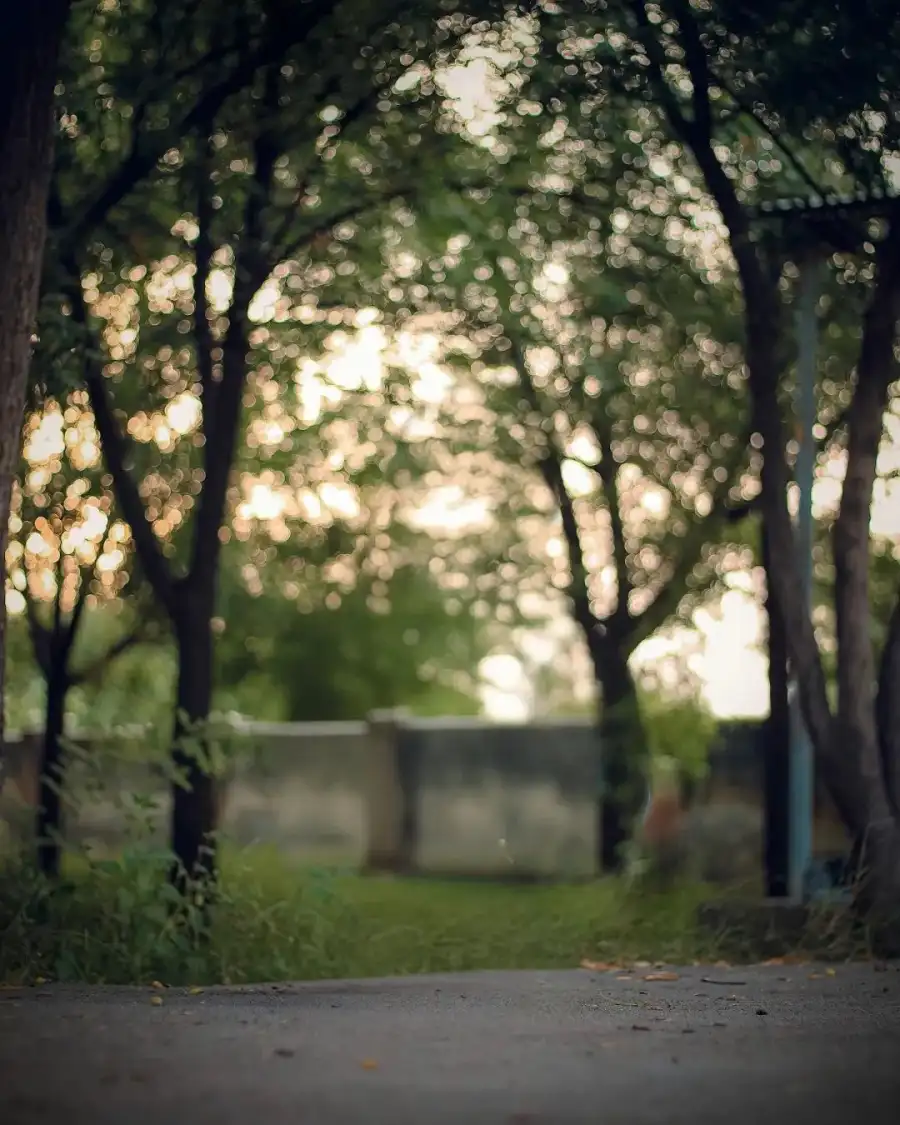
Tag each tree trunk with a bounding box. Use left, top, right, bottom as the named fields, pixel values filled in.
left=596, top=645, right=649, bottom=873
left=643, top=12, right=900, bottom=930
left=856, top=818, right=900, bottom=957
left=169, top=598, right=218, bottom=889
left=0, top=0, right=72, bottom=756
left=36, top=668, right=69, bottom=879
left=761, top=521, right=790, bottom=898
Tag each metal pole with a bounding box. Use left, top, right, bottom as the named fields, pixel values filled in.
left=787, top=256, right=820, bottom=900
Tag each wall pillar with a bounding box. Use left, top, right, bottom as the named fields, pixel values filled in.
left=363, top=708, right=416, bottom=872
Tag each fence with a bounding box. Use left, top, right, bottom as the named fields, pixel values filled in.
left=0, top=712, right=848, bottom=879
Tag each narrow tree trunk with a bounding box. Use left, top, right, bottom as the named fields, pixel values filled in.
left=36, top=668, right=69, bottom=879
left=596, top=648, right=649, bottom=873
left=169, top=601, right=218, bottom=890
left=761, top=522, right=790, bottom=898
left=0, top=1, right=72, bottom=755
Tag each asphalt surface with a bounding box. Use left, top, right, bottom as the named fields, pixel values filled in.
left=1, top=964, right=898, bottom=1124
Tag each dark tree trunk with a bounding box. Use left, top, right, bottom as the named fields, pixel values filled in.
left=635, top=0, right=900, bottom=932
left=169, top=596, right=218, bottom=889
left=596, top=645, right=649, bottom=873
left=0, top=0, right=72, bottom=755
left=761, top=522, right=790, bottom=898
left=36, top=669, right=69, bottom=879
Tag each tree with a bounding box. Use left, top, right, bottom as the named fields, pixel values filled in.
left=7, top=398, right=160, bottom=877
left=44, top=0, right=503, bottom=888
left=0, top=0, right=73, bottom=758
left=540, top=0, right=900, bottom=938
left=392, top=88, right=754, bottom=867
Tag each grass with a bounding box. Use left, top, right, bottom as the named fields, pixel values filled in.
left=0, top=843, right=733, bottom=986
left=0, top=844, right=868, bottom=987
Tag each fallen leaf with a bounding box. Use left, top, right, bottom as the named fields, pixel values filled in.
left=150, top=980, right=165, bottom=990
left=825, top=968, right=836, bottom=977
left=188, top=987, right=203, bottom=995
left=580, top=959, right=618, bottom=972
left=808, top=973, right=823, bottom=980
left=643, top=972, right=680, bottom=982
left=33, top=976, right=48, bottom=986
left=150, top=996, right=163, bottom=1006
left=360, top=1058, right=379, bottom=1070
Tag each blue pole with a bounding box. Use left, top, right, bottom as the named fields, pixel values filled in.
left=787, top=256, right=820, bottom=900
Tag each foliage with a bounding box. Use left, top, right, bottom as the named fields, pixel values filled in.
left=215, top=556, right=488, bottom=721
left=7, top=397, right=162, bottom=677
left=394, top=85, right=756, bottom=668
left=28, top=0, right=548, bottom=881
left=639, top=686, right=717, bottom=784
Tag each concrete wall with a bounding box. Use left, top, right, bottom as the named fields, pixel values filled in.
left=0, top=713, right=849, bottom=877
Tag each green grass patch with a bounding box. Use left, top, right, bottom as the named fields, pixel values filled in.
left=0, top=844, right=729, bottom=986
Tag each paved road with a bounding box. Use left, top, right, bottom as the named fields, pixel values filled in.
left=1, top=964, right=898, bottom=1124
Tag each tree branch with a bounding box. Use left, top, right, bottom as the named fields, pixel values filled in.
left=22, top=584, right=52, bottom=680
left=68, top=622, right=150, bottom=689
left=832, top=208, right=900, bottom=818
left=51, top=535, right=65, bottom=655
left=508, top=336, right=598, bottom=641
left=277, top=191, right=408, bottom=265
left=714, top=76, right=826, bottom=201
left=57, top=1, right=343, bottom=253
left=193, top=133, right=217, bottom=405
left=593, top=427, right=632, bottom=628
left=629, top=1, right=694, bottom=140
left=628, top=431, right=750, bottom=652
left=73, top=286, right=178, bottom=618
left=668, top=0, right=712, bottom=142
left=188, top=66, right=281, bottom=590
left=59, top=514, right=114, bottom=670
